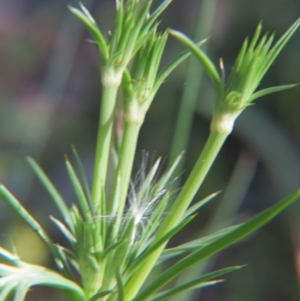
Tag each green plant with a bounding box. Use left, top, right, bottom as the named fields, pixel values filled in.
left=0, top=1, right=299, bottom=300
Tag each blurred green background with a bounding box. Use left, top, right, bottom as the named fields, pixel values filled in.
left=0, top=0, right=300, bottom=300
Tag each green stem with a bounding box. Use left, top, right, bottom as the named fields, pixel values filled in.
left=124, top=115, right=232, bottom=301
left=109, top=118, right=142, bottom=237
left=91, top=83, right=119, bottom=212
left=158, top=130, right=228, bottom=236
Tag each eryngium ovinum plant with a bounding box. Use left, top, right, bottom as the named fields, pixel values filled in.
left=0, top=1, right=300, bottom=300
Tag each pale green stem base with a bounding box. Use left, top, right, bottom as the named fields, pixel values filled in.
left=124, top=119, right=231, bottom=301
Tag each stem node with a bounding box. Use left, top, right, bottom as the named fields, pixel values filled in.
left=211, top=113, right=237, bottom=134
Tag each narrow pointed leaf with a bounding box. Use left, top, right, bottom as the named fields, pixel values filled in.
left=0, top=281, right=16, bottom=301
left=89, top=290, right=113, bottom=301
left=235, top=39, right=248, bottom=72
left=135, top=158, right=162, bottom=201
left=109, top=0, right=124, bottom=55
left=0, top=186, right=60, bottom=263
left=134, top=190, right=300, bottom=299
left=155, top=38, right=208, bottom=90
left=121, top=1, right=152, bottom=65
left=159, top=225, right=239, bottom=263
left=249, top=84, right=299, bottom=102
left=0, top=262, right=84, bottom=301
left=141, top=0, right=172, bottom=36
left=68, top=6, right=108, bottom=61
left=248, top=23, right=262, bottom=52
left=50, top=216, right=76, bottom=244
left=26, top=156, right=73, bottom=232
left=116, top=268, right=125, bottom=301
left=127, top=215, right=196, bottom=275
left=149, top=280, right=222, bottom=301
left=156, top=152, right=183, bottom=190
left=148, top=265, right=242, bottom=301
left=264, top=17, right=300, bottom=73
left=65, top=156, right=93, bottom=222
left=0, top=247, right=20, bottom=266
left=71, top=145, right=93, bottom=212
left=79, top=3, right=96, bottom=24
left=183, top=191, right=220, bottom=219
left=169, top=29, right=222, bottom=93
left=138, top=193, right=170, bottom=249
left=103, top=240, right=126, bottom=259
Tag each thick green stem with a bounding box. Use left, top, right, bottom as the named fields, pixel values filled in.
left=124, top=113, right=234, bottom=301
left=109, top=117, right=143, bottom=237
left=159, top=130, right=228, bottom=235
left=91, top=82, right=119, bottom=212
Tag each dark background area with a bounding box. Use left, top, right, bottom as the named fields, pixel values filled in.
left=0, top=0, right=300, bottom=300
